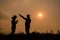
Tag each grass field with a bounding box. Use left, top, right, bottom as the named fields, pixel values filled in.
left=0, top=32, right=60, bottom=40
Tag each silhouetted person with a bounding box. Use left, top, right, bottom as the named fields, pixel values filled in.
left=19, top=14, right=31, bottom=34
left=11, top=15, right=18, bottom=34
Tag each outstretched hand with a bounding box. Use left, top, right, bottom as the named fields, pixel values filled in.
left=18, top=14, right=21, bottom=16
left=16, top=20, right=18, bottom=24
left=17, top=20, right=18, bottom=22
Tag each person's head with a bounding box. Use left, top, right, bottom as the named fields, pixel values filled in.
left=12, top=15, right=17, bottom=20
left=27, top=14, right=30, bottom=18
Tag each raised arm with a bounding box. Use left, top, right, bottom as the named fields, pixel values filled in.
left=19, top=14, right=26, bottom=20
left=15, top=20, right=18, bottom=24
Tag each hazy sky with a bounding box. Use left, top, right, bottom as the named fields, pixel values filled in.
left=0, top=0, right=60, bottom=34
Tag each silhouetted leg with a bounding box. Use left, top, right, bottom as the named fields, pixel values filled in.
left=11, top=26, right=16, bottom=34
left=25, top=25, right=30, bottom=34
left=25, top=25, right=28, bottom=34
left=28, top=25, right=30, bottom=34
left=26, top=27, right=29, bottom=34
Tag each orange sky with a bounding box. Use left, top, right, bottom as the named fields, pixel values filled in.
left=0, top=0, right=60, bottom=34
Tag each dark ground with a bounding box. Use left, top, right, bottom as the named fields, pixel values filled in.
left=0, top=32, right=60, bottom=40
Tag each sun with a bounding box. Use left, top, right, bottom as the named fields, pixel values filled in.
left=38, top=13, right=42, bottom=17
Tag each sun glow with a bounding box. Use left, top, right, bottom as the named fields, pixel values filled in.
left=38, top=13, right=42, bottom=17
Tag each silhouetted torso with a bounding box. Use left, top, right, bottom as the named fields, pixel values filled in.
left=12, top=19, right=16, bottom=27
left=25, top=18, right=31, bottom=26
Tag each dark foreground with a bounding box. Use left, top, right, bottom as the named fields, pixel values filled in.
left=0, top=32, right=60, bottom=40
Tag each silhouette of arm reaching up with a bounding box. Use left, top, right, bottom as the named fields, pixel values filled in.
left=19, top=14, right=26, bottom=20
left=15, top=20, right=18, bottom=24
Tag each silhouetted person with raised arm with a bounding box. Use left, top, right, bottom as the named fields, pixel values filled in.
left=11, top=15, right=18, bottom=34
left=19, top=14, right=31, bottom=34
